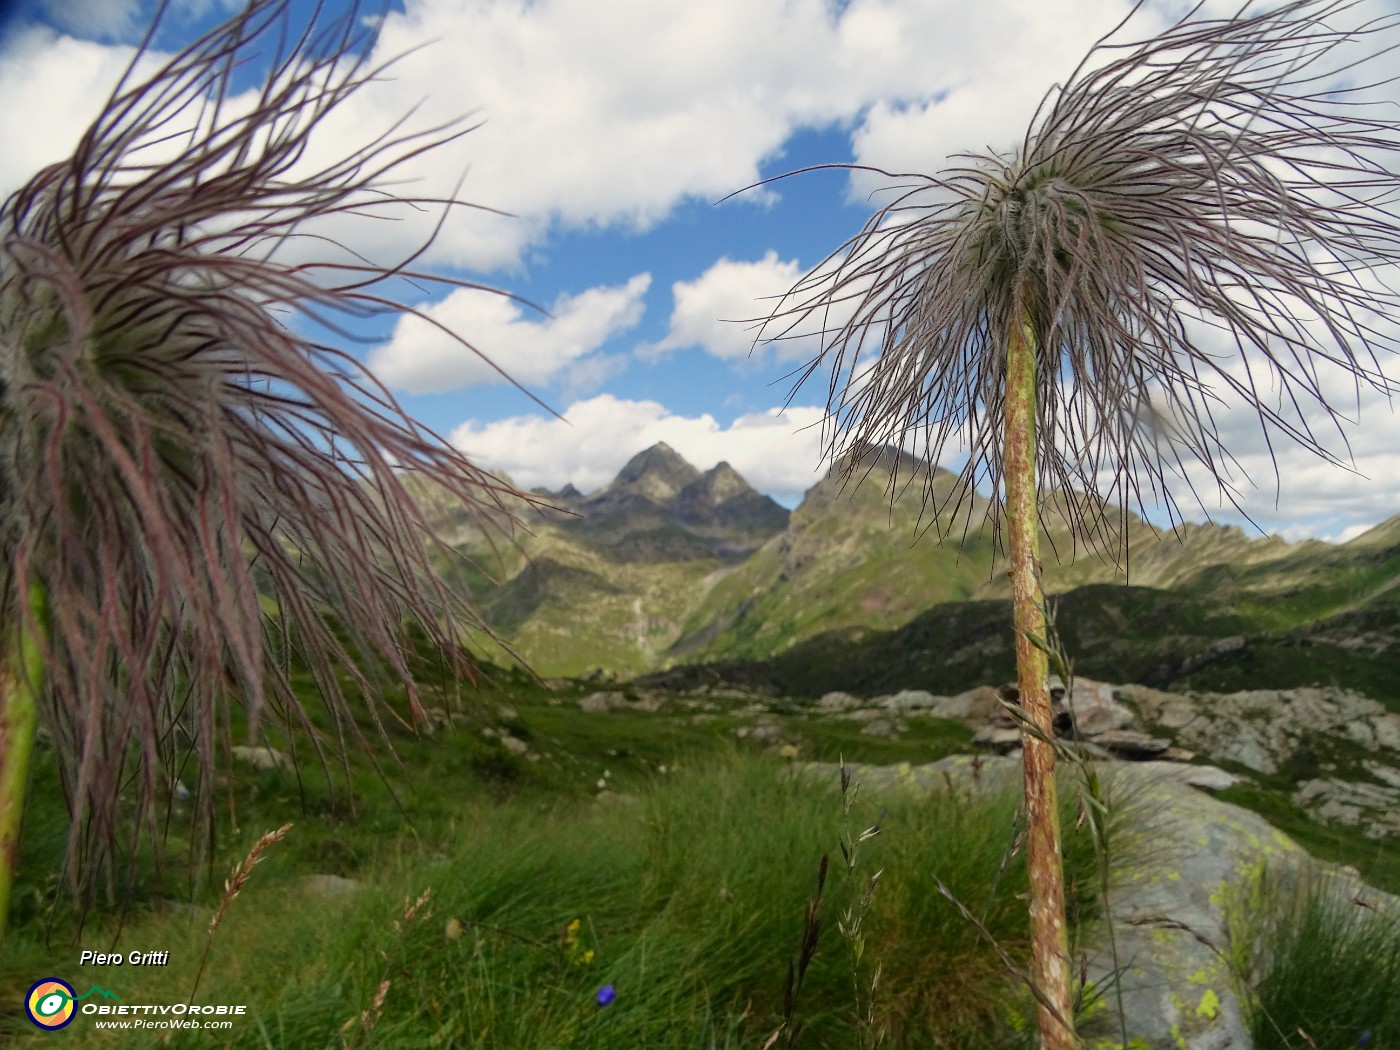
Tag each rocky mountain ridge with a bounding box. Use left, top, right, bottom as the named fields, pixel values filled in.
left=422, top=443, right=1400, bottom=688
left=533, top=442, right=790, bottom=562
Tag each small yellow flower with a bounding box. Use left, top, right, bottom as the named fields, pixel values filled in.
left=445, top=918, right=464, bottom=941
left=582, top=949, right=595, bottom=965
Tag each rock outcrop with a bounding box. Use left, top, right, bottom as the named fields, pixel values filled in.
left=1116, top=683, right=1400, bottom=840
left=829, top=676, right=1400, bottom=841
left=969, top=677, right=1175, bottom=759
left=558, top=443, right=789, bottom=562
left=572, top=673, right=1400, bottom=841
left=801, top=754, right=1397, bottom=1050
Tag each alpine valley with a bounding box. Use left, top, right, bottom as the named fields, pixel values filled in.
left=425, top=442, right=1400, bottom=703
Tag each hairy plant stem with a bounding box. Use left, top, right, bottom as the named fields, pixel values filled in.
left=0, top=585, right=47, bottom=944
left=1004, top=318, right=1075, bottom=1049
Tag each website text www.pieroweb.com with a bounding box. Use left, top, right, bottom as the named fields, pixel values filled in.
left=24, top=962, right=248, bottom=1034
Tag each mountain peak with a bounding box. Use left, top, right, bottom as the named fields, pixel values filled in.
left=609, top=442, right=703, bottom=503
left=797, top=445, right=944, bottom=509
left=676, top=461, right=759, bottom=513
left=692, top=461, right=748, bottom=503
left=830, top=445, right=937, bottom=483
left=674, top=461, right=789, bottom=541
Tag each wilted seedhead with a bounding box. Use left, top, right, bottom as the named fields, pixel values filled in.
left=763, top=0, right=1400, bottom=558
left=0, top=0, right=531, bottom=903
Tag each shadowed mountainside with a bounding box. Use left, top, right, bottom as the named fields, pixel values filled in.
left=411, top=444, right=1399, bottom=687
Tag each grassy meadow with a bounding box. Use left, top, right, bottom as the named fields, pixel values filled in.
left=2, top=670, right=1117, bottom=1049
left=5, top=666, right=1399, bottom=1048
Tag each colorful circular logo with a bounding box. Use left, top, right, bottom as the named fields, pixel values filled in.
left=25, top=978, right=77, bottom=1030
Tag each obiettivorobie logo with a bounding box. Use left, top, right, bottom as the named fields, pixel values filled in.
left=23, top=977, right=249, bottom=1032
left=25, top=979, right=120, bottom=1030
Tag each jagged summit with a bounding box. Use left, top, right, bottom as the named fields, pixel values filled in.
left=794, top=445, right=962, bottom=522
left=676, top=462, right=789, bottom=535
left=526, top=444, right=790, bottom=563
left=694, top=461, right=748, bottom=503
left=828, top=446, right=958, bottom=492
left=603, top=442, right=703, bottom=504
left=680, top=462, right=752, bottom=511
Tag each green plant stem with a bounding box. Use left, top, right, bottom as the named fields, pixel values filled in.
left=1004, top=318, right=1075, bottom=1050
left=0, top=584, right=47, bottom=944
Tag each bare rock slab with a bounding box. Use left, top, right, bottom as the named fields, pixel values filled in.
left=972, top=725, right=1025, bottom=754
left=1064, top=678, right=1137, bottom=736
left=1094, top=729, right=1173, bottom=760
left=1128, top=761, right=1240, bottom=793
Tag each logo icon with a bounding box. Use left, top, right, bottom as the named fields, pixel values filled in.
left=25, top=979, right=77, bottom=1030
left=23, top=980, right=120, bottom=1030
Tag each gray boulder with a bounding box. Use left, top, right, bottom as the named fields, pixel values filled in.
left=1062, top=678, right=1136, bottom=737
left=579, top=691, right=629, bottom=713
left=1075, top=769, right=1280, bottom=1050
left=972, top=725, right=1024, bottom=754
left=929, top=685, right=1003, bottom=723
left=301, top=874, right=361, bottom=897
left=1116, top=684, right=1400, bottom=837
left=1117, top=685, right=1391, bottom=773
left=1094, top=729, right=1173, bottom=760
left=1292, top=778, right=1400, bottom=838
left=859, top=717, right=907, bottom=738
left=230, top=745, right=290, bottom=772
left=841, top=707, right=896, bottom=723
left=1129, top=761, right=1240, bottom=792
left=877, top=689, right=938, bottom=712
left=734, top=721, right=785, bottom=746
left=816, top=690, right=864, bottom=712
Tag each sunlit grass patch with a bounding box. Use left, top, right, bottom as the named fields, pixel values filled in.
left=3, top=748, right=1112, bottom=1048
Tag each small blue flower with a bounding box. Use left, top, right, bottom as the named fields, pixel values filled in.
left=596, top=984, right=616, bottom=1007
left=1357, top=1032, right=1372, bottom=1048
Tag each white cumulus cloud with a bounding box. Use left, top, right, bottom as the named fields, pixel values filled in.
left=0, top=0, right=1164, bottom=272
left=37, top=0, right=143, bottom=38
left=26, top=0, right=241, bottom=40
left=369, top=274, right=651, bottom=394
left=0, top=26, right=151, bottom=195
left=845, top=0, right=1145, bottom=196
left=1180, top=385, right=1400, bottom=534
left=1103, top=318, right=1400, bottom=538
left=645, top=250, right=879, bottom=367
left=644, top=252, right=805, bottom=362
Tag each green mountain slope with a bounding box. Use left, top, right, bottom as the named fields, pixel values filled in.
left=428, top=444, right=791, bottom=676
left=670, top=453, right=999, bottom=660
left=667, top=450, right=1324, bottom=666
left=408, top=443, right=1398, bottom=690
left=640, top=518, right=1400, bottom=706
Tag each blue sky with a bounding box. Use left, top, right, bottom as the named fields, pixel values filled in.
left=2, top=0, right=1398, bottom=542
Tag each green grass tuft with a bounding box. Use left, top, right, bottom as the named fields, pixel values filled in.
left=1235, top=865, right=1400, bottom=1049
